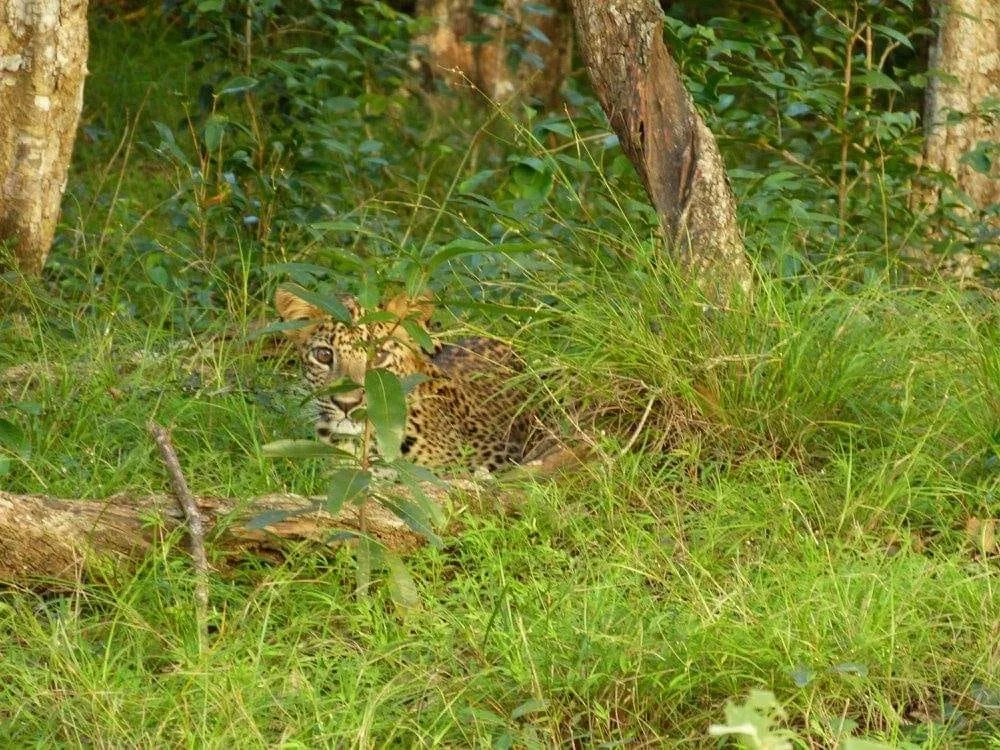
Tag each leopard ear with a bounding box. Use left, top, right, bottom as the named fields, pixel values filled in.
left=274, top=287, right=327, bottom=342
left=341, top=295, right=362, bottom=321
left=275, top=287, right=324, bottom=323
left=384, top=293, right=434, bottom=324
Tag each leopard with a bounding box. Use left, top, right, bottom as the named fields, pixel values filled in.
left=275, top=287, right=538, bottom=472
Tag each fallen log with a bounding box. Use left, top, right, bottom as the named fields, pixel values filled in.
left=0, top=487, right=471, bottom=583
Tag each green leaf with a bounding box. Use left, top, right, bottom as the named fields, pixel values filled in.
left=355, top=536, right=380, bottom=594
left=262, top=262, right=330, bottom=285
left=310, top=219, right=364, bottom=234
left=871, top=24, right=913, bottom=50
left=261, top=439, right=356, bottom=460
left=400, top=319, right=434, bottom=353
left=241, top=319, right=312, bottom=342
left=152, top=121, right=175, bottom=145
left=458, top=169, right=496, bottom=194
left=314, top=377, right=364, bottom=398
left=279, top=284, right=352, bottom=323
left=535, top=120, right=573, bottom=137
left=245, top=506, right=316, bottom=530
left=382, top=497, right=442, bottom=548
left=509, top=157, right=554, bottom=201
left=327, top=96, right=358, bottom=113
left=384, top=551, right=419, bottom=611
left=312, top=245, right=368, bottom=271
left=203, top=115, right=227, bottom=151
left=364, top=369, right=406, bottom=461
left=356, top=310, right=399, bottom=325
left=832, top=662, right=869, bottom=677
left=854, top=70, right=903, bottom=94
left=218, top=75, right=258, bottom=96
left=511, top=697, right=548, bottom=719
left=399, top=372, right=429, bottom=393
left=425, top=239, right=539, bottom=274
left=960, top=141, right=995, bottom=175
left=0, top=417, right=27, bottom=456
left=147, top=265, right=171, bottom=289
left=327, top=467, right=372, bottom=513
left=842, top=740, right=894, bottom=750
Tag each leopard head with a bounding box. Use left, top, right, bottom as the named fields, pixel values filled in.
left=275, top=287, right=434, bottom=440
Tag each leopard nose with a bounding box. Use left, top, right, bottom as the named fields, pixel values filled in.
left=331, top=392, right=363, bottom=414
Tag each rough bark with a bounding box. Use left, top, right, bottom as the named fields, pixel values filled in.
left=0, top=489, right=452, bottom=583
left=921, top=0, right=1000, bottom=210
left=413, top=0, right=572, bottom=107
left=0, top=0, right=88, bottom=276
left=570, top=0, right=751, bottom=299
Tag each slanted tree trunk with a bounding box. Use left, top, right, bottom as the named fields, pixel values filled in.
left=413, top=0, right=572, bottom=107
left=920, top=0, right=999, bottom=211
left=569, top=0, right=751, bottom=299
left=0, top=0, right=89, bottom=276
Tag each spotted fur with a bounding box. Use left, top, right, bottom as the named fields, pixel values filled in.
left=275, top=288, right=535, bottom=471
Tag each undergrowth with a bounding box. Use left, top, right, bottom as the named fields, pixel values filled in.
left=0, top=5, right=997, bottom=748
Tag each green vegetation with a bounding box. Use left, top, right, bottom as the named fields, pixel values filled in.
left=1, top=2, right=997, bottom=746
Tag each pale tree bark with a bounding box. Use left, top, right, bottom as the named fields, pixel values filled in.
left=0, top=445, right=581, bottom=583
left=0, top=490, right=435, bottom=582
left=921, top=0, right=999, bottom=211
left=413, top=0, right=572, bottom=107
left=0, top=0, right=88, bottom=276
left=569, top=0, right=752, bottom=299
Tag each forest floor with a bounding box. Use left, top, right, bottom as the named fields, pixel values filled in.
left=1, top=13, right=997, bottom=748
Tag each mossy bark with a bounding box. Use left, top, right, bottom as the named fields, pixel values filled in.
left=0, top=0, right=88, bottom=275
left=569, top=0, right=751, bottom=299
left=921, top=0, right=1000, bottom=211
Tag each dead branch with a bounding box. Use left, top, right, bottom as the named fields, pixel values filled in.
left=0, top=489, right=448, bottom=584
left=148, top=421, right=210, bottom=638
left=0, top=446, right=584, bottom=585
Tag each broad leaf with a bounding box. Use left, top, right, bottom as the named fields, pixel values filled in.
left=0, top=418, right=28, bottom=457
left=278, top=284, right=352, bottom=323
left=382, top=497, right=442, bottom=548
left=384, top=551, right=419, bottom=611
left=327, top=467, right=372, bottom=513
left=400, top=319, right=434, bottom=353
left=241, top=318, right=312, bottom=342
left=364, top=368, right=406, bottom=461
left=261, top=439, right=356, bottom=460
left=245, top=506, right=316, bottom=530
left=218, top=75, right=258, bottom=96
left=425, top=238, right=540, bottom=274
left=355, top=536, right=380, bottom=594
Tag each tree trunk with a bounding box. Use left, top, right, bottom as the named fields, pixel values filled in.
left=0, top=489, right=447, bottom=582
left=569, top=0, right=751, bottom=299
left=921, top=0, right=999, bottom=211
left=413, top=0, right=572, bottom=107
left=0, top=0, right=89, bottom=276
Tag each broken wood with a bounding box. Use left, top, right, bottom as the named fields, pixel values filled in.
left=0, top=488, right=457, bottom=584
left=0, top=445, right=583, bottom=584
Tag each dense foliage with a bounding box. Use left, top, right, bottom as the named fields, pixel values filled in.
left=1, top=1, right=997, bottom=746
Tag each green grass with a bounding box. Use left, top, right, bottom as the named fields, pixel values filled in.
left=1, top=11, right=998, bottom=749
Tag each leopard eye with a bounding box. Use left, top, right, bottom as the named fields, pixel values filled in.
left=309, top=346, right=334, bottom=365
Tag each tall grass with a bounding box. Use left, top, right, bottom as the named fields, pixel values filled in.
left=1, top=12, right=997, bottom=749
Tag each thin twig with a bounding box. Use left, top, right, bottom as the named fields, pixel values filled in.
left=620, top=392, right=658, bottom=458
left=148, top=420, right=210, bottom=644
